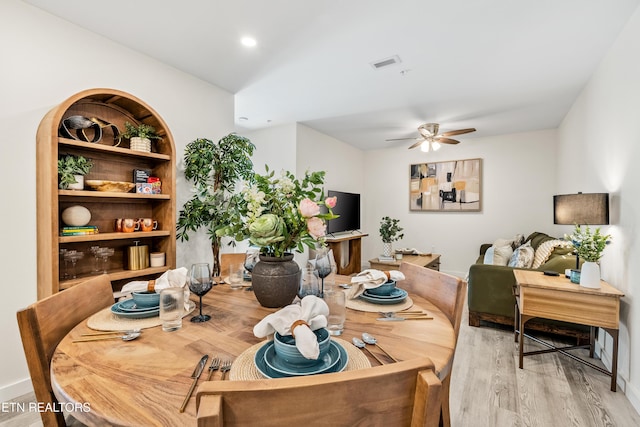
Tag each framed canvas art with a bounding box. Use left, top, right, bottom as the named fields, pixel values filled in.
left=410, top=158, right=482, bottom=211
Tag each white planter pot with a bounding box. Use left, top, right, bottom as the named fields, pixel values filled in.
left=68, top=174, right=84, bottom=190
left=382, top=242, right=392, bottom=257
left=580, top=261, right=601, bottom=289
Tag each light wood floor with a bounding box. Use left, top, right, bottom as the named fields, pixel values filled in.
left=3, top=303, right=639, bottom=427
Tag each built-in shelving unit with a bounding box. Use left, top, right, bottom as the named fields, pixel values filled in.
left=36, top=88, right=176, bottom=299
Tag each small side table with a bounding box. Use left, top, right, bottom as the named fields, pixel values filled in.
left=369, top=254, right=441, bottom=271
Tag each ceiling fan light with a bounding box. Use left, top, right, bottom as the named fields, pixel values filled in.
left=432, top=141, right=441, bottom=151
left=420, top=141, right=430, bottom=152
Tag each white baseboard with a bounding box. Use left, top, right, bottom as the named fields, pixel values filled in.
left=0, top=377, right=33, bottom=402
left=626, top=380, right=640, bottom=416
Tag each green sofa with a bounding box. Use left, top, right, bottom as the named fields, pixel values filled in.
left=467, top=232, right=590, bottom=341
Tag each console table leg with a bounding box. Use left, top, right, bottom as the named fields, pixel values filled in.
left=605, top=327, right=619, bottom=392
left=589, top=326, right=596, bottom=358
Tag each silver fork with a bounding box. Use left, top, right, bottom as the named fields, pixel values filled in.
left=220, top=359, right=232, bottom=380
left=206, top=357, right=221, bottom=381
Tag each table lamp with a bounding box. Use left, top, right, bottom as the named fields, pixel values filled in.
left=553, top=192, right=610, bottom=269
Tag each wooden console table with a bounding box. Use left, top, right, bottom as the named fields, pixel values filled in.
left=369, top=254, right=441, bottom=272
left=513, top=269, right=624, bottom=391
left=325, top=233, right=368, bottom=275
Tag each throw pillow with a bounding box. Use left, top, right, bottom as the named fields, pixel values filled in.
left=532, top=239, right=572, bottom=269
left=483, top=246, right=496, bottom=265
left=493, top=245, right=514, bottom=266
left=494, top=233, right=525, bottom=250
left=508, top=242, right=534, bottom=268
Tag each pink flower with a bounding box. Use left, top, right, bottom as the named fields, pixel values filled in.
left=299, top=198, right=320, bottom=217
left=324, top=196, right=337, bottom=209
left=307, top=217, right=326, bottom=239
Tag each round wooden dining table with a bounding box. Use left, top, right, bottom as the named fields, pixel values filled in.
left=50, top=275, right=455, bottom=426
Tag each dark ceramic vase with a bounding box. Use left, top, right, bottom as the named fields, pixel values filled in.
left=251, top=253, right=301, bottom=308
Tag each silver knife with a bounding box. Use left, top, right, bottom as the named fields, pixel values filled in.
left=376, top=316, right=433, bottom=321
left=179, top=355, right=208, bottom=413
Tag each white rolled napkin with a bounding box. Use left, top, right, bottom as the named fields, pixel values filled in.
left=347, top=269, right=405, bottom=299
left=120, top=267, right=190, bottom=310
left=253, top=296, right=329, bottom=360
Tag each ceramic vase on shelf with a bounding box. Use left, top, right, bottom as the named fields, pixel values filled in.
left=382, top=242, right=392, bottom=258
left=251, top=253, right=301, bottom=308
left=67, top=175, right=84, bottom=190
left=580, top=261, right=601, bottom=289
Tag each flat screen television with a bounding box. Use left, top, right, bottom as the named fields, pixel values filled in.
left=325, top=190, right=361, bottom=234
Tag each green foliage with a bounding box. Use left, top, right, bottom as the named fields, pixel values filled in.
left=120, top=122, right=162, bottom=140
left=216, top=166, right=338, bottom=258
left=565, top=224, right=612, bottom=262
left=176, top=134, right=256, bottom=244
left=379, top=216, right=404, bottom=243
left=57, top=155, right=93, bottom=189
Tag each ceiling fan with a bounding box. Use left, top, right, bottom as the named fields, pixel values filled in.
left=387, top=123, right=476, bottom=151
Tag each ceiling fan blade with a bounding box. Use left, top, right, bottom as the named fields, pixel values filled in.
left=408, top=139, right=425, bottom=149
left=386, top=137, right=420, bottom=142
left=439, top=128, right=476, bottom=137
left=434, top=137, right=460, bottom=144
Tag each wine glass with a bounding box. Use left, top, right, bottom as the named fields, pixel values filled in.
left=244, top=248, right=260, bottom=279
left=189, top=263, right=213, bottom=322
left=315, top=247, right=332, bottom=297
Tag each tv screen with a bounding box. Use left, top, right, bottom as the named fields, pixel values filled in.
left=325, top=190, right=361, bottom=234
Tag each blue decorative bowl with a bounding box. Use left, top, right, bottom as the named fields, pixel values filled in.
left=274, top=328, right=330, bottom=367
left=132, top=291, right=160, bottom=308
left=366, top=280, right=397, bottom=296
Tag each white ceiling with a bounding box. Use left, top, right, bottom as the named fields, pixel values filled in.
left=24, top=0, right=639, bottom=150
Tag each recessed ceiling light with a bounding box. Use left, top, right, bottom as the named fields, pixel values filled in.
left=239, top=116, right=249, bottom=121
left=240, top=37, right=257, bottom=47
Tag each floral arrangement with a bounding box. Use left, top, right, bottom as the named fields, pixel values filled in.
left=217, top=167, right=337, bottom=257
left=565, top=224, right=612, bottom=262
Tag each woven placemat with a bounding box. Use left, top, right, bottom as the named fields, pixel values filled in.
left=346, top=295, right=414, bottom=312
left=229, top=337, right=371, bottom=381
left=87, top=300, right=196, bottom=331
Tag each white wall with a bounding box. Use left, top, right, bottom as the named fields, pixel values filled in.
left=0, top=0, right=234, bottom=400
left=554, top=5, right=640, bottom=411
left=363, top=130, right=558, bottom=277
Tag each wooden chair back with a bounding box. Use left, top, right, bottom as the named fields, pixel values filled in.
left=399, top=262, right=467, bottom=427
left=399, top=263, right=467, bottom=340
left=196, top=357, right=442, bottom=427
left=219, top=253, right=246, bottom=280
left=16, top=275, right=114, bottom=427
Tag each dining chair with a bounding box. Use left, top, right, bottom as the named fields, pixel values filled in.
left=196, top=357, right=442, bottom=427
left=399, top=262, right=467, bottom=427
left=16, top=274, right=114, bottom=427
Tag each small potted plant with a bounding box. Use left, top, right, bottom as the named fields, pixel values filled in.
left=566, top=224, right=612, bottom=288
left=58, top=154, right=93, bottom=190
left=119, top=121, right=162, bottom=152
left=379, top=216, right=404, bottom=257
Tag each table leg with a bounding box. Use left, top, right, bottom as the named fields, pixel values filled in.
left=519, top=314, right=533, bottom=369
left=604, top=327, right=619, bottom=392
left=589, top=326, right=596, bottom=358
left=514, top=302, right=519, bottom=343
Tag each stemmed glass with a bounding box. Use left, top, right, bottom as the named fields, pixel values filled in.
left=189, top=263, right=213, bottom=323
left=315, top=247, right=332, bottom=297
left=64, top=250, right=84, bottom=279
left=244, top=248, right=260, bottom=280
left=96, top=247, right=114, bottom=274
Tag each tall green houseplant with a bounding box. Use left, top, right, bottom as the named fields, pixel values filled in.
left=176, top=133, right=255, bottom=276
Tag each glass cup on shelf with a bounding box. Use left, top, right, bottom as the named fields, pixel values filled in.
left=96, top=247, right=114, bottom=274
left=89, top=246, right=101, bottom=273
left=63, top=250, right=84, bottom=279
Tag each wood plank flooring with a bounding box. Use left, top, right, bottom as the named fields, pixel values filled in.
left=3, top=302, right=639, bottom=427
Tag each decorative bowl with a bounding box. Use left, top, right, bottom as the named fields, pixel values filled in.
left=366, top=280, right=397, bottom=296
left=274, top=328, right=330, bottom=367
left=132, top=290, right=160, bottom=308
left=85, top=180, right=135, bottom=193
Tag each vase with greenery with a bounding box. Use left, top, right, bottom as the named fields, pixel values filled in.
left=58, top=154, right=93, bottom=190
left=565, top=224, right=612, bottom=288
left=379, top=216, right=404, bottom=257
left=176, top=134, right=255, bottom=278
left=217, top=166, right=337, bottom=307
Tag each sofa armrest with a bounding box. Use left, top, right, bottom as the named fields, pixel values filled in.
left=468, top=263, right=523, bottom=318
left=479, top=243, right=492, bottom=256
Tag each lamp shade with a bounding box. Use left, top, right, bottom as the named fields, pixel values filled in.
left=553, top=193, right=609, bottom=225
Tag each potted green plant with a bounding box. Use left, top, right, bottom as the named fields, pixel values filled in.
left=566, top=224, right=612, bottom=288
left=119, top=121, right=162, bottom=152
left=176, top=134, right=256, bottom=278
left=58, top=154, right=93, bottom=190
left=379, top=216, right=404, bottom=257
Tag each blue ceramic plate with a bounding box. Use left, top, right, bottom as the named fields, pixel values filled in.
left=110, top=300, right=159, bottom=319
left=359, top=288, right=408, bottom=305
left=115, top=299, right=159, bottom=313
left=264, top=341, right=340, bottom=376
left=255, top=341, right=348, bottom=379
left=363, top=288, right=406, bottom=300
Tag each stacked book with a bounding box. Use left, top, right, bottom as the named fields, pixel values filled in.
left=61, top=225, right=99, bottom=236
left=378, top=255, right=395, bottom=262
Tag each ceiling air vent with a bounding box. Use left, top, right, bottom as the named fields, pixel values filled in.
left=370, top=55, right=401, bottom=70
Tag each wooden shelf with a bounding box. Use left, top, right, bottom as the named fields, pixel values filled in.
left=59, top=230, right=171, bottom=243
left=59, top=267, right=171, bottom=289
left=37, top=88, right=177, bottom=299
